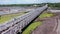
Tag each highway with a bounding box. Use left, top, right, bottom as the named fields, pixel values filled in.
left=0, top=5, right=47, bottom=34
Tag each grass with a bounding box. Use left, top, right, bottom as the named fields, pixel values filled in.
left=39, top=12, right=54, bottom=18
left=0, top=12, right=26, bottom=24
left=22, top=21, right=42, bottom=34
left=22, top=11, right=54, bottom=34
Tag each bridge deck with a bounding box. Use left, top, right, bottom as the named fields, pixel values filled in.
left=0, top=5, right=47, bottom=34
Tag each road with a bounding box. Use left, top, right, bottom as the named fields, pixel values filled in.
left=0, top=6, right=37, bottom=15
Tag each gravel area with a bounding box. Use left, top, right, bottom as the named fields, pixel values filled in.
left=31, top=13, right=60, bottom=34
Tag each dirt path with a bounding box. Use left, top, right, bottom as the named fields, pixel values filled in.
left=31, top=13, right=60, bottom=34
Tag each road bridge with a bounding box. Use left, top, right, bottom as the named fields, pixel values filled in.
left=0, top=5, right=47, bottom=34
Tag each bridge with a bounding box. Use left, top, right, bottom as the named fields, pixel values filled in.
left=0, top=5, right=47, bottom=34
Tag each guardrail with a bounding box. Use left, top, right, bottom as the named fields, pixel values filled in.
left=0, top=5, right=47, bottom=34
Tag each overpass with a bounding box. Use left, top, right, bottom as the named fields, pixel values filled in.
left=0, top=5, right=47, bottom=34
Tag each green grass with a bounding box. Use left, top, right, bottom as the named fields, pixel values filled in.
left=22, top=11, right=54, bottom=34
left=39, top=12, right=54, bottom=18
left=0, top=12, right=26, bottom=24
left=22, top=21, right=42, bottom=34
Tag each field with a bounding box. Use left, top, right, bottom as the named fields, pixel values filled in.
left=22, top=11, right=54, bottom=34
left=39, top=11, right=54, bottom=18
left=0, top=12, right=26, bottom=24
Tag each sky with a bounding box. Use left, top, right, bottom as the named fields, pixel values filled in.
left=0, top=0, right=60, bottom=4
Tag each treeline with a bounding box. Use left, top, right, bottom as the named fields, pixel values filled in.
left=0, top=3, right=46, bottom=7
left=0, top=3, right=60, bottom=7
left=47, top=3, right=60, bottom=8
left=0, top=4, right=45, bottom=7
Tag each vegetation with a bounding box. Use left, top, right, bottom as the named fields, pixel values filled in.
left=47, top=3, right=60, bottom=8
left=22, top=21, right=42, bottom=34
left=1, top=3, right=60, bottom=7
left=22, top=11, right=54, bottom=34
left=0, top=4, right=46, bottom=7
left=0, top=12, right=26, bottom=24
left=39, top=11, right=54, bottom=18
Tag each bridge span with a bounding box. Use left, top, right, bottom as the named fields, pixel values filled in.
left=0, top=5, right=47, bottom=34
